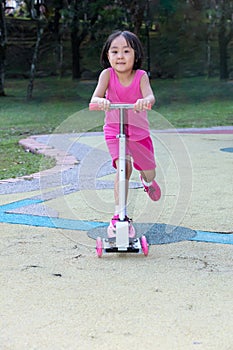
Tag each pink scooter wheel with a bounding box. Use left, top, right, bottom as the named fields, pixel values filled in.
left=141, top=235, right=149, bottom=256
left=96, top=237, right=103, bottom=258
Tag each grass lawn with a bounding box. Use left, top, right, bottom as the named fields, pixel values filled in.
left=0, top=76, right=232, bottom=180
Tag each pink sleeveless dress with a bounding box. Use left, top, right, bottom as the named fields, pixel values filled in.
left=104, top=68, right=150, bottom=141
left=103, top=68, right=156, bottom=171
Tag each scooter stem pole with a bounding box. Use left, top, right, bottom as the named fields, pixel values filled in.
left=118, top=108, right=126, bottom=221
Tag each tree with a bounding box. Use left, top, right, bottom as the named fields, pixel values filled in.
left=26, top=0, right=48, bottom=99
left=0, top=0, right=7, bottom=96
left=188, top=0, right=233, bottom=80
left=68, top=0, right=131, bottom=79
left=3, top=0, right=164, bottom=82
left=69, top=0, right=88, bottom=79
left=68, top=0, right=137, bottom=79
left=52, top=0, right=64, bottom=77
left=217, top=0, right=233, bottom=80
left=117, top=0, right=147, bottom=35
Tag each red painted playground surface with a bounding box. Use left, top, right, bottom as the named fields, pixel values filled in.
left=155, top=126, right=233, bottom=134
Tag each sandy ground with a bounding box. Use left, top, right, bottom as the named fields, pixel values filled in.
left=0, top=130, right=233, bottom=349
left=0, top=223, right=233, bottom=350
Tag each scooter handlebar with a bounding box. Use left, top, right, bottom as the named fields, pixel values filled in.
left=89, top=103, right=102, bottom=110
left=89, top=103, right=151, bottom=110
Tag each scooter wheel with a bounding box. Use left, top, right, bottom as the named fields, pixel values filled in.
left=96, top=237, right=103, bottom=258
left=141, top=235, right=149, bottom=256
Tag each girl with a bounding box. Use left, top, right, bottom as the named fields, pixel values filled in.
left=90, top=30, right=161, bottom=238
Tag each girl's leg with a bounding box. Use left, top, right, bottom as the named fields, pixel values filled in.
left=129, top=136, right=160, bottom=201
left=139, top=168, right=161, bottom=201
left=114, top=157, right=132, bottom=211
left=140, top=169, right=156, bottom=184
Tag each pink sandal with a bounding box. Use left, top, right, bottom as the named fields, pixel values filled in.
left=140, top=175, right=161, bottom=201
left=107, top=214, right=136, bottom=238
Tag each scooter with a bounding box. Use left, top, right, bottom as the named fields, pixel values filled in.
left=89, top=103, right=149, bottom=257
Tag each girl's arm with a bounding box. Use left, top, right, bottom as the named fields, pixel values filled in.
left=90, top=69, right=111, bottom=110
left=134, top=73, right=155, bottom=111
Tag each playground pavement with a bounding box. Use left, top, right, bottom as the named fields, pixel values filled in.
left=0, top=127, right=233, bottom=349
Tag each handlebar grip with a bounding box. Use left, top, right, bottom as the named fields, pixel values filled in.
left=89, top=103, right=101, bottom=111
left=89, top=102, right=151, bottom=110
left=145, top=104, right=151, bottom=110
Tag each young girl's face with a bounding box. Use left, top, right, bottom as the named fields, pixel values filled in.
left=107, top=35, right=135, bottom=73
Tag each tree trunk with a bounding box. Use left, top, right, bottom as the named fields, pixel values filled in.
left=70, top=0, right=81, bottom=80
left=0, top=54, right=6, bottom=96
left=206, top=38, right=211, bottom=78
left=71, top=30, right=81, bottom=79
left=218, top=1, right=229, bottom=80
left=54, top=5, right=64, bottom=77
left=218, top=35, right=228, bottom=80
left=0, top=0, right=7, bottom=96
left=27, top=24, right=44, bottom=100
left=206, top=8, right=215, bottom=79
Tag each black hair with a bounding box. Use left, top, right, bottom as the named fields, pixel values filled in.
left=100, top=30, right=144, bottom=70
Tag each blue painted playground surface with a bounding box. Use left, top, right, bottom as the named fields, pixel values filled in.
left=0, top=198, right=233, bottom=244
left=0, top=129, right=232, bottom=245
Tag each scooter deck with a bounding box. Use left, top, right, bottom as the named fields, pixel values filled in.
left=103, top=237, right=141, bottom=254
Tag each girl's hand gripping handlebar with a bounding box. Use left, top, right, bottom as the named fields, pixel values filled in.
left=89, top=102, right=151, bottom=111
